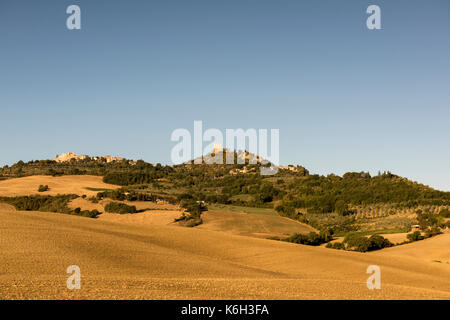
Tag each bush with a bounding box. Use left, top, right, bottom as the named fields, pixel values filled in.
left=332, top=242, right=345, bottom=250
left=88, top=196, right=99, bottom=203
left=348, top=236, right=371, bottom=252
left=343, top=233, right=392, bottom=252
left=104, top=202, right=137, bottom=214
left=175, top=200, right=207, bottom=227
left=326, top=242, right=345, bottom=250
left=439, top=209, right=450, bottom=218
left=333, top=242, right=346, bottom=250
left=174, top=212, right=203, bottom=227
left=424, top=227, right=442, bottom=238
left=184, top=217, right=203, bottom=227
left=38, top=185, right=49, bottom=192
left=77, top=209, right=101, bottom=218
left=72, top=207, right=101, bottom=218
left=367, top=234, right=393, bottom=250
left=407, top=231, right=424, bottom=242
left=180, top=199, right=207, bottom=218
left=284, top=232, right=329, bottom=246
left=275, top=203, right=296, bottom=218
left=0, top=194, right=78, bottom=215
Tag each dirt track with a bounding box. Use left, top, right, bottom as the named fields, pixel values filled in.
left=1, top=209, right=449, bottom=299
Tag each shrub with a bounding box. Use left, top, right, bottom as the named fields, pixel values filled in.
left=424, top=227, right=442, bottom=238
left=439, top=209, right=450, bottom=218
left=343, top=233, right=392, bottom=252
left=88, top=196, right=99, bottom=203
left=275, top=203, right=296, bottom=218
left=367, top=234, right=393, bottom=250
left=71, top=207, right=100, bottom=218
left=326, top=242, right=345, bottom=250
left=184, top=218, right=203, bottom=227
left=335, top=200, right=348, bottom=216
left=347, top=235, right=371, bottom=252
left=38, top=185, right=49, bottom=192
left=407, top=231, right=424, bottom=242
left=180, top=199, right=207, bottom=218
left=332, top=242, right=346, bottom=250
left=97, top=189, right=157, bottom=202
left=0, top=194, right=78, bottom=214
left=77, top=209, right=101, bottom=218
left=174, top=212, right=203, bottom=227
left=284, top=232, right=329, bottom=246
left=104, top=202, right=137, bottom=214
left=175, top=200, right=207, bottom=227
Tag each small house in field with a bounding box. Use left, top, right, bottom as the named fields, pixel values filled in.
left=411, top=225, right=420, bottom=232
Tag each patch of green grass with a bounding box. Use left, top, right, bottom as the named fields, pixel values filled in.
left=84, top=187, right=112, bottom=192
left=229, top=194, right=254, bottom=202
left=210, top=204, right=277, bottom=216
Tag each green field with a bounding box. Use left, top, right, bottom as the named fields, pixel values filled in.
left=84, top=187, right=113, bottom=192
left=334, top=227, right=408, bottom=237
left=210, top=204, right=277, bottom=216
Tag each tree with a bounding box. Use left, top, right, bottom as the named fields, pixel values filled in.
left=335, top=200, right=348, bottom=216
left=367, top=235, right=392, bottom=250
left=38, top=185, right=49, bottom=192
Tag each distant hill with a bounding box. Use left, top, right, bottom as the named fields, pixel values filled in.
left=1, top=154, right=450, bottom=232
left=191, top=148, right=264, bottom=165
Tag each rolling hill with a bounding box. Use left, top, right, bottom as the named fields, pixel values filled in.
left=1, top=208, right=449, bottom=299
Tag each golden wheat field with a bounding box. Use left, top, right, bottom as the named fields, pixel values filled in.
left=0, top=175, right=119, bottom=197
left=0, top=176, right=449, bottom=299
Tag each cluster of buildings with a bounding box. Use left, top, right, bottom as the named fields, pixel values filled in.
left=53, top=152, right=88, bottom=163
left=53, top=152, right=136, bottom=165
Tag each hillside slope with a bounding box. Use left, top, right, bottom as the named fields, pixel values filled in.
left=377, top=230, right=450, bottom=263
left=1, top=209, right=449, bottom=299
left=198, top=206, right=316, bottom=238
left=0, top=175, right=119, bottom=197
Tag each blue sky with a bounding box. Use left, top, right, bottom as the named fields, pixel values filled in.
left=1, top=0, right=450, bottom=190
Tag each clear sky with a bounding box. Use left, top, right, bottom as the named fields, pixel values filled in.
left=1, top=0, right=450, bottom=190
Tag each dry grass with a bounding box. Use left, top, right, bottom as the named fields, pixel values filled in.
left=1, top=176, right=450, bottom=299
left=378, top=230, right=450, bottom=264
left=198, top=208, right=316, bottom=239
left=0, top=175, right=119, bottom=197
left=1, top=208, right=450, bottom=299
left=67, top=198, right=183, bottom=227
left=380, top=233, right=408, bottom=245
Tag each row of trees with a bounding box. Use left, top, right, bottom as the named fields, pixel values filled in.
left=0, top=194, right=101, bottom=218
left=97, top=189, right=157, bottom=202
left=0, top=195, right=78, bottom=213
left=104, top=202, right=137, bottom=214
left=283, top=231, right=332, bottom=246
